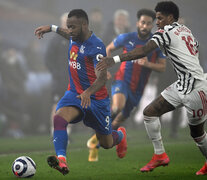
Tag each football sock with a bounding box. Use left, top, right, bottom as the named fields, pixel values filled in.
left=112, top=129, right=123, bottom=146
left=194, top=132, right=207, bottom=161
left=144, top=116, right=165, bottom=155
left=53, top=115, right=68, bottom=157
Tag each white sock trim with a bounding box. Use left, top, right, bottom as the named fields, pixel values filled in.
left=58, top=155, right=66, bottom=160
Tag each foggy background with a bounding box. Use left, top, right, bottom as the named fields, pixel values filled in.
left=0, top=0, right=207, bottom=138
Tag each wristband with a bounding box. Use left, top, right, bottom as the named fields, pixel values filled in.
left=113, top=55, right=121, bottom=63
left=51, top=25, right=58, bottom=32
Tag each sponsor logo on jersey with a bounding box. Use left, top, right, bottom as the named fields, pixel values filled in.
left=69, top=61, right=81, bottom=70
left=129, top=41, right=134, bottom=47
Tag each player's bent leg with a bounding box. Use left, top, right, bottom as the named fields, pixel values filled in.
left=47, top=156, right=69, bottom=175
left=116, top=127, right=127, bottom=158
left=96, top=133, right=113, bottom=149
left=190, top=122, right=207, bottom=175
left=111, top=93, right=126, bottom=121
left=112, top=112, right=126, bottom=130
left=96, top=127, right=127, bottom=158
left=87, top=134, right=99, bottom=162
left=87, top=134, right=99, bottom=149
left=141, top=95, right=174, bottom=172
left=141, top=116, right=169, bottom=172
left=49, top=106, right=81, bottom=174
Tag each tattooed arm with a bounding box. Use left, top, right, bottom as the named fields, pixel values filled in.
left=34, top=25, right=70, bottom=40
left=119, top=40, right=158, bottom=62
left=56, top=27, right=70, bottom=39
left=96, top=40, right=159, bottom=70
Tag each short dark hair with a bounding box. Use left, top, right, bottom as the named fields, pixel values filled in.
left=137, top=9, right=156, bottom=21
left=68, top=9, right=89, bottom=24
left=155, top=1, right=179, bottom=21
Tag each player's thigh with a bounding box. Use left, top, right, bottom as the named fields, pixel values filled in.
left=144, top=95, right=175, bottom=116
left=144, top=82, right=181, bottom=117
left=96, top=132, right=113, bottom=149
left=56, top=106, right=82, bottom=123
left=185, top=88, right=207, bottom=126
left=112, top=93, right=126, bottom=110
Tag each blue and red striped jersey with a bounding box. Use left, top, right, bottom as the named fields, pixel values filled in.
left=67, top=33, right=108, bottom=100
left=113, top=32, right=165, bottom=94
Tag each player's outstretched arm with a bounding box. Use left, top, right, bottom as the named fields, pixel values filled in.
left=96, top=40, right=158, bottom=71
left=34, top=25, right=70, bottom=40
left=34, top=25, right=51, bottom=39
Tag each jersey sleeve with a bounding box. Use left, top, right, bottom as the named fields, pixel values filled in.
left=90, top=43, right=107, bottom=67
left=156, top=47, right=166, bottom=59
left=151, top=28, right=171, bottom=48
left=113, top=33, right=128, bottom=48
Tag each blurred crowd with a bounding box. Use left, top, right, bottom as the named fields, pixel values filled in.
left=0, top=5, right=206, bottom=139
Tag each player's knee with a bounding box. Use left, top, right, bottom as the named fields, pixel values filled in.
left=111, top=107, right=121, bottom=115
left=143, top=105, right=151, bottom=116
left=99, top=141, right=112, bottom=149
left=190, top=129, right=205, bottom=139
left=190, top=123, right=205, bottom=139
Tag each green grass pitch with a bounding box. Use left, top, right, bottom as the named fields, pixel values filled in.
left=0, top=127, right=206, bottom=180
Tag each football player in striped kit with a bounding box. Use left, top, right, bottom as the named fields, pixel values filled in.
left=97, top=1, right=207, bottom=175
left=35, top=9, right=127, bottom=175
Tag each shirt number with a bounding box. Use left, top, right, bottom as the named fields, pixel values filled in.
left=182, top=35, right=198, bottom=56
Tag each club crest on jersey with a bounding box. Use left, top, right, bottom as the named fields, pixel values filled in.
left=80, top=45, right=85, bottom=54
left=70, top=51, right=78, bottom=61
left=96, top=54, right=103, bottom=61
left=157, top=29, right=164, bottom=33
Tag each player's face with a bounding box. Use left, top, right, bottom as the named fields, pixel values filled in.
left=67, top=16, right=83, bottom=41
left=137, top=15, right=153, bottom=39
left=156, top=12, right=171, bottom=29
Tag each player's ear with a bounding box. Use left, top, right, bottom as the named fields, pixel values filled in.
left=167, top=14, right=174, bottom=22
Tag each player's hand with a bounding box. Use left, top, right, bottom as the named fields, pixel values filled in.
left=77, top=91, right=91, bottom=109
left=96, top=57, right=115, bottom=71
left=34, top=25, right=51, bottom=39
left=138, top=57, right=148, bottom=66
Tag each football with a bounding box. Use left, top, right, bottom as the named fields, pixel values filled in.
left=12, top=156, right=36, bottom=178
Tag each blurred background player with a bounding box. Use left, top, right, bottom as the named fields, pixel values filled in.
left=89, top=8, right=103, bottom=39
left=44, top=12, right=72, bottom=139
left=102, top=9, right=131, bottom=46
left=87, top=9, right=166, bottom=162
left=103, top=9, right=132, bottom=95
left=34, top=9, right=127, bottom=175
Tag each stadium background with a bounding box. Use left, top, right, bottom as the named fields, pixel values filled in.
left=0, top=0, right=207, bottom=138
